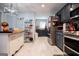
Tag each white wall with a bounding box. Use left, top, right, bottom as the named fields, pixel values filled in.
left=1, top=13, right=17, bottom=28
left=17, top=12, right=36, bottom=39
left=17, top=12, right=35, bottom=30
left=1, top=12, right=36, bottom=30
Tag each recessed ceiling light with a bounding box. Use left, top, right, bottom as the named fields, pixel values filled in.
left=41, top=4, right=45, bottom=7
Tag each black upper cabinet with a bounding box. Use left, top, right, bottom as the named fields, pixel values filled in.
left=56, top=4, right=70, bottom=22
left=70, top=7, right=79, bottom=17
left=64, top=4, right=70, bottom=22
left=61, top=7, right=66, bottom=22
left=72, top=3, right=79, bottom=11
left=56, top=10, right=61, bottom=22
left=61, top=5, right=70, bottom=22
left=70, top=4, right=79, bottom=17
left=61, top=4, right=70, bottom=22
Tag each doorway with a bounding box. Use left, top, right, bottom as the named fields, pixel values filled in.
left=36, top=19, right=49, bottom=37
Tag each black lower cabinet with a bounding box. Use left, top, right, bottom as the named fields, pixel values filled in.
left=65, top=46, right=79, bottom=56
left=56, top=31, right=63, bottom=51
left=65, top=37, right=79, bottom=52
left=64, top=37, right=79, bottom=56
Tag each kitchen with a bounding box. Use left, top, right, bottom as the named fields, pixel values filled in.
left=0, top=3, right=79, bottom=56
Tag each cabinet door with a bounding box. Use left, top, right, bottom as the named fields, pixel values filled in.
left=61, top=4, right=70, bottom=22
left=56, top=4, right=70, bottom=22
left=9, top=33, right=24, bottom=55
left=56, top=10, right=61, bottom=22
left=65, top=4, right=70, bottom=22
left=56, top=31, right=63, bottom=51
left=61, top=9, right=64, bottom=22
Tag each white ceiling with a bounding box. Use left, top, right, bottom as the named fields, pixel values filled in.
left=12, top=3, right=66, bottom=16
left=2, top=3, right=66, bottom=19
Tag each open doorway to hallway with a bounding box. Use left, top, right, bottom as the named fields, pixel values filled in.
left=36, top=19, right=49, bottom=37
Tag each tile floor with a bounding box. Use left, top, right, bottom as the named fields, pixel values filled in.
left=15, top=37, right=64, bottom=56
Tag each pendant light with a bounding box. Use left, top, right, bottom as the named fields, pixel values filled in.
left=70, top=3, right=73, bottom=11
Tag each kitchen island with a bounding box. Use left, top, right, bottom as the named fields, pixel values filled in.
left=0, top=31, right=24, bottom=56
